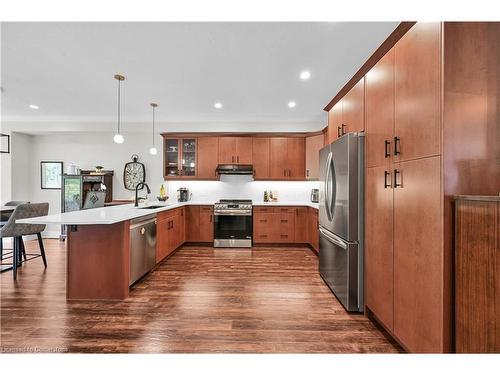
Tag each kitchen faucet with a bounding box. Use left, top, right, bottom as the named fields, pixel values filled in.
left=134, top=182, right=151, bottom=207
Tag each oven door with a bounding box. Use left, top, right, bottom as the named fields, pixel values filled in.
left=214, top=214, right=252, bottom=247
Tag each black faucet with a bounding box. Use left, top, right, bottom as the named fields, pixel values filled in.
left=134, top=182, right=151, bottom=207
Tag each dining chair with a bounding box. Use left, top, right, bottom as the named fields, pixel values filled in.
left=0, top=202, right=49, bottom=280
left=0, top=201, right=30, bottom=260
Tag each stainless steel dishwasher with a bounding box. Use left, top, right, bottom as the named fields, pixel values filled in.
left=129, top=213, right=157, bottom=286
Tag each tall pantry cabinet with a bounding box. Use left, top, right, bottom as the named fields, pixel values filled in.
left=364, top=22, right=500, bottom=353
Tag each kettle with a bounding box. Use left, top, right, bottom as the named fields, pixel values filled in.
left=177, top=187, right=190, bottom=202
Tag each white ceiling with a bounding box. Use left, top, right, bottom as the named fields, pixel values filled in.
left=1, top=22, right=398, bottom=133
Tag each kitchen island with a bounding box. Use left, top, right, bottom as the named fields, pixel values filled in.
left=17, top=202, right=211, bottom=300
left=18, top=201, right=319, bottom=301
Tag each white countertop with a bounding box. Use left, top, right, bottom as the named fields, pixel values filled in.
left=17, top=200, right=318, bottom=225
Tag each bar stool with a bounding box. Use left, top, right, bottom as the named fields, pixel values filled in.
left=0, top=203, right=49, bottom=280
left=0, top=201, right=30, bottom=261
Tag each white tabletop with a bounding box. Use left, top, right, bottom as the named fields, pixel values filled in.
left=16, top=200, right=318, bottom=225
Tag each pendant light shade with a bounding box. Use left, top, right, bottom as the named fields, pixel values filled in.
left=113, top=74, right=125, bottom=144
left=149, top=103, right=158, bottom=155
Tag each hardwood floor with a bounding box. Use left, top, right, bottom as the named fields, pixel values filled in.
left=0, top=239, right=401, bottom=353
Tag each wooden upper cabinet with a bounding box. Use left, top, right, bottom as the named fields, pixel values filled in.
left=287, top=137, right=305, bottom=180
left=218, top=137, right=236, bottom=164
left=395, top=22, right=441, bottom=162
left=393, top=156, right=442, bottom=353
left=269, top=137, right=305, bottom=180
left=305, top=134, right=324, bottom=180
left=269, top=137, right=288, bottom=179
left=328, top=102, right=342, bottom=143
left=365, top=165, right=394, bottom=332
left=218, top=137, right=252, bottom=164
left=252, top=137, right=270, bottom=179
left=197, top=137, right=219, bottom=179
left=235, top=137, right=252, bottom=164
left=341, top=78, right=365, bottom=135
left=366, top=48, right=395, bottom=168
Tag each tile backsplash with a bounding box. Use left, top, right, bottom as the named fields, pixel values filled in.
left=166, top=175, right=319, bottom=203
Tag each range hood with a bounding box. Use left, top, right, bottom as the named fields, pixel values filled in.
left=216, top=164, right=254, bottom=176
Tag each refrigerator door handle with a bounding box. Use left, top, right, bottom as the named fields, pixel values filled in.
left=319, top=227, right=347, bottom=250
left=324, top=151, right=333, bottom=221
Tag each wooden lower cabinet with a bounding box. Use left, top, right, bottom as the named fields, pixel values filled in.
left=185, top=205, right=214, bottom=242
left=294, top=207, right=308, bottom=243
left=365, top=157, right=444, bottom=353
left=393, top=156, right=442, bottom=353
left=199, top=206, right=214, bottom=242
left=253, top=206, right=318, bottom=248
left=185, top=205, right=200, bottom=242
left=156, top=207, right=185, bottom=263
left=365, top=165, right=394, bottom=331
left=455, top=197, right=500, bottom=353
left=307, top=207, right=319, bottom=251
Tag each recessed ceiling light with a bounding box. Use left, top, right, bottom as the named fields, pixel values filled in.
left=300, top=71, right=311, bottom=80
left=288, top=101, right=296, bottom=108
left=214, top=102, right=222, bottom=109
left=29, top=104, right=39, bottom=110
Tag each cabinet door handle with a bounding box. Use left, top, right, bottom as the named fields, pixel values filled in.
left=232, top=156, right=234, bottom=163
left=283, top=168, right=286, bottom=177
left=259, top=219, right=267, bottom=223
left=281, top=220, right=288, bottom=223
left=337, top=126, right=341, bottom=138
left=394, top=137, right=401, bottom=156
left=237, top=155, right=239, bottom=163
left=306, top=169, right=309, bottom=177
left=384, top=140, right=391, bottom=158
left=384, top=171, right=392, bottom=188
left=341, top=124, right=347, bottom=135
left=210, top=214, right=213, bottom=223
left=394, top=169, right=402, bottom=188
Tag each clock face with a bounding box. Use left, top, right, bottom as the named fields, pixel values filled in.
left=124, top=162, right=145, bottom=190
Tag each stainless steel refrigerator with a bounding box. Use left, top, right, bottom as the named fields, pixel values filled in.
left=318, top=132, right=364, bottom=312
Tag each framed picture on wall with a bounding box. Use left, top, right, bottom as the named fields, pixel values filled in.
left=0, top=133, right=9, bottom=153
left=41, top=161, right=63, bottom=189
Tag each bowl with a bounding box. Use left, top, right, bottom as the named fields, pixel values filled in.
left=157, top=196, right=168, bottom=202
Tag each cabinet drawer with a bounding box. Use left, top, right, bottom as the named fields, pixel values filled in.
left=254, top=206, right=274, bottom=213
left=199, top=205, right=213, bottom=212
left=275, top=207, right=296, bottom=214
left=157, top=207, right=180, bottom=221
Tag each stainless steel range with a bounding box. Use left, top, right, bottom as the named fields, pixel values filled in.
left=214, top=199, right=252, bottom=247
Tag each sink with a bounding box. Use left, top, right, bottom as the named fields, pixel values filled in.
left=138, top=205, right=165, bottom=209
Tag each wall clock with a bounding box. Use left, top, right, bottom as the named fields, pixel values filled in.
left=123, top=154, right=146, bottom=190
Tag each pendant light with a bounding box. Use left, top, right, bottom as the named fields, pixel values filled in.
left=149, top=103, right=158, bottom=155
left=113, top=74, right=125, bottom=144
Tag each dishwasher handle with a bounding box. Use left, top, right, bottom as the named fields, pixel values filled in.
left=130, top=217, right=157, bottom=229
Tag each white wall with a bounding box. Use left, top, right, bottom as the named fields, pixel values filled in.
left=11, top=132, right=33, bottom=201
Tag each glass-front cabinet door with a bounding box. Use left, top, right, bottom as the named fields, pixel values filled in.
left=164, top=137, right=197, bottom=179
left=165, top=138, right=180, bottom=177
left=181, top=138, right=196, bottom=177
